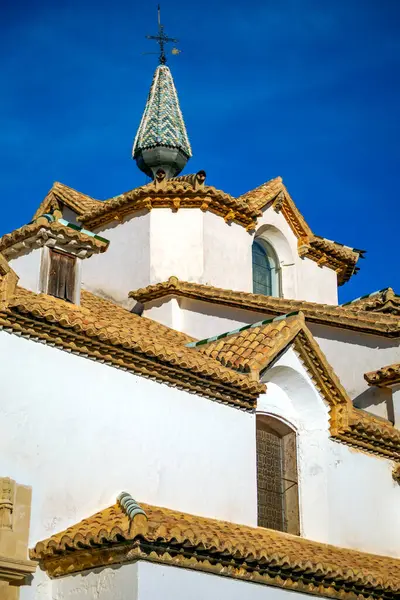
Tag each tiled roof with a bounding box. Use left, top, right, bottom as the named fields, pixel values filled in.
left=32, top=182, right=100, bottom=221
left=0, top=277, right=263, bottom=409
left=237, top=176, right=284, bottom=209
left=365, top=363, right=400, bottom=387
left=189, top=312, right=400, bottom=460
left=132, top=65, right=192, bottom=159
left=31, top=497, right=400, bottom=599
left=239, top=178, right=364, bottom=285
left=1, top=257, right=398, bottom=459
left=342, top=288, right=400, bottom=316
left=0, top=219, right=109, bottom=259
left=78, top=176, right=258, bottom=230
left=30, top=175, right=361, bottom=283
left=189, top=312, right=302, bottom=373
left=129, top=278, right=400, bottom=338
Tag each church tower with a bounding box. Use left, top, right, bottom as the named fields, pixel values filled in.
left=54, top=7, right=359, bottom=312
left=132, top=9, right=192, bottom=179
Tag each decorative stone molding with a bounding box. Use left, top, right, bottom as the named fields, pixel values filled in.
left=0, top=255, right=18, bottom=310
left=0, top=478, right=15, bottom=530
left=129, top=277, right=400, bottom=338
left=0, top=478, right=37, bottom=595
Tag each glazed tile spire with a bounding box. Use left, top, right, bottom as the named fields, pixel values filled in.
left=133, top=64, right=192, bottom=179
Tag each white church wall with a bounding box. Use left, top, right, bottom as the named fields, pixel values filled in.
left=259, top=349, right=331, bottom=544
left=9, top=248, right=42, bottom=293
left=327, top=441, right=400, bottom=557
left=50, top=564, right=139, bottom=600
left=144, top=297, right=265, bottom=339
left=145, top=299, right=399, bottom=424
left=20, top=567, right=52, bottom=600
left=137, top=561, right=315, bottom=600
left=256, top=205, right=339, bottom=305
left=82, top=211, right=151, bottom=307
left=81, top=202, right=339, bottom=310
left=260, top=348, right=400, bottom=557
left=29, top=559, right=325, bottom=600
left=393, top=385, right=400, bottom=427
left=0, top=331, right=257, bottom=549
left=295, top=255, right=338, bottom=305
left=150, top=209, right=204, bottom=283
left=202, top=211, right=253, bottom=291
left=310, top=324, right=400, bottom=406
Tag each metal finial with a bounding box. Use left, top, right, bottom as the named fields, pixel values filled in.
left=145, top=5, right=178, bottom=65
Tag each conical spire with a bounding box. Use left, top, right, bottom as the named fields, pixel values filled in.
left=132, top=64, right=192, bottom=179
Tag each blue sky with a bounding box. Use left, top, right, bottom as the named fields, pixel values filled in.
left=1, top=0, right=399, bottom=302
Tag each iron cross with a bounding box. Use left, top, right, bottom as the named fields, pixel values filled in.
left=145, top=5, right=179, bottom=65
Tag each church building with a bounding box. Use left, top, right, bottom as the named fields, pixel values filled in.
left=1, top=12, right=399, bottom=600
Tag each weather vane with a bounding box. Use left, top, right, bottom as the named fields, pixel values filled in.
left=144, top=5, right=181, bottom=65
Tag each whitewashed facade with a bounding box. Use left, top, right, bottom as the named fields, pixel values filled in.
left=1, top=58, right=399, bottom=600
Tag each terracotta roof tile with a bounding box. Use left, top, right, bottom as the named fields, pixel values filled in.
left=31, top=498, right=400, bottom=599
left=79, top=178, right=258, bottom=230
left=0, top=220, right=109, bottom=259
left=343, top=288, right=400, bottom=316
left=31, top=175, right=362, bottom=283
left=33, top=182, right=101, bottom=221
left=239, top=180, right=363, bottom=285
left=237, top=176, right=284, bottom=210
left=0, top=286, right=263, bottom=409
left=365, top=363, right=400, bottom=387
left=188, top=311, right=400, bottom=460
left=193, top=313, right=303, bottom=372
left=130, top=278, right=400, bottom=337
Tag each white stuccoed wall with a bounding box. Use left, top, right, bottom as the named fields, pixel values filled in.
left=144, top=298, right=399, bottom=423
left=144, top=297, right=262, bottom=338
left=393, top=385, right=400, bottom=425
left=82, top=211, right=151, bottom=307
left=135, top=562, right=323, bottom=600
left=309, top=324, right=400, bottom=406
left=49, top=564, right=139, bottom=600
left=9, top=249, right=42, bottom=293
left=259, top=349, right=400, bottom=557
left=80, top=205, right=339, bottom=307
left=150, top=208, right=204, bottom=283
left=2, top=329, right=398, bottom=563
left=0, top=330, right=257, bottom=549
left=202, top=211, right=253, bottom=291
left=33, top=560, right=327, bottom=600
left=255, top=205, right=339, bottom=305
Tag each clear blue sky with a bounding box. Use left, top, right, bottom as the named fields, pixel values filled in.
left=1, top=0, right=399, bottom=302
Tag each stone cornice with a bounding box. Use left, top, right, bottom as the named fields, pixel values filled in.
left=0, top=555, right=37, bottom=584
left=129, top=278, right=400, bottom=338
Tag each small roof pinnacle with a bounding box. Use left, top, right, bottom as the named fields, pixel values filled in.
left=133, top=8, right=191, bottom=179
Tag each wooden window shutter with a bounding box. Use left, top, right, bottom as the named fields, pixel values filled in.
left=48, top=250, right=76, bottom=302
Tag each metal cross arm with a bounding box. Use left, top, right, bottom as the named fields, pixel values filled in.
left=144, top=5, right=179, bottom=65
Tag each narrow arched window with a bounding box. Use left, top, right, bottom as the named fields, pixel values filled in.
left=252, top=239, right=280, bottom=296
left=256, top=415, right=299, bottom=534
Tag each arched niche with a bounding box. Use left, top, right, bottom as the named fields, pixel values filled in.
left=254, top=224, right=296, bottom=299
left=260, top=364, right=329, bottom=429
left=258, top=362, right=331, bottom=541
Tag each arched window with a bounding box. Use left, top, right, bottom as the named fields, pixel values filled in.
left=256, top=415, right=300, bottom=534
left=252, top=239, right=280, bottom=296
